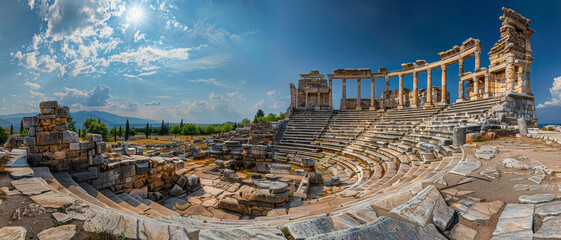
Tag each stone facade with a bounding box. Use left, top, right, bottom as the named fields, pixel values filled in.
left=290, top=70, right=332, bottom=109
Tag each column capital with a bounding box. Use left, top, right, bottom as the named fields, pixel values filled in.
left=427, top=68, right=432, bottom=74
left=441, top=64, right=447, bottom=71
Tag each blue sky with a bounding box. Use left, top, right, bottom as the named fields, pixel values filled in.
left=1, top=0, right=560, bottom=123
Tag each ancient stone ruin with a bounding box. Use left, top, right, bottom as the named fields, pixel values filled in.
left=1, top=7, right=560, bottom=240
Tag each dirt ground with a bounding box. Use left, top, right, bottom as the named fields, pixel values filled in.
left=0, top=174, right=89, bottom=239
left=441, top=136, right=561, bottom=239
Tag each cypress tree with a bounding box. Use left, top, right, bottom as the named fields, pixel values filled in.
left=113, top=126, right=117, bottom=142
left=145, top=123, right=150, bottom=139
left=20, top=120, right=23, bottom=134
left=119, top=126, right=122, bottom=137
left=10, top=124, right=13, bottom=135
left=180, top=119, right=184, bottom=127
left=125, top=119, right=130, bottom=141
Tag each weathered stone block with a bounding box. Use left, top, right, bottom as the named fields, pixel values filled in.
left=23, top=136, right=36, bottom=146
left=54, top=125, right=68, bottom=131
left=136, top=162, right=149, bottom=174
left=39, top=101, right=58, bottom=109
left=36, top=131, right=63, bottom=146
left=40, top=108, right=54, bottom=114
left=38, top=114, right=55, bottom=120
left=80, top=142, right=95, bottom=150
left=29, top=127, right=35, bottom=137
left=95, top=142, right=106, bottom=154
left=22, top=116, right=38, bottom=129
left=56, top=107, right=69, bottom=118
left=62, top=131, right=79, bottom=144
left=69, top=143, right=80, bottom=151
left=85, top=133, right=102, bottom=142
left=54, top=151, right=66, bottom=160
left=72, top=167, right=99, bottom=181
left=28, top=153, right=42, bottom=166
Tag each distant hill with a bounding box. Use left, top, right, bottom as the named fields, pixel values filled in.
left=0, top=110, right=159, bottom=129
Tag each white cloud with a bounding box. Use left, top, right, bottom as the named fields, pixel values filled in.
left=253, top=99, right=265, bottom=109
left=189, top=78, right=246, bottom=89
left=123, top=71, right=157, bottom=78
left=29, top=90, right=48, bottom=101
left=537, top=76, right=561, bottom=108
left=267, top=90, right=277, bottom=96
left=134, top=30, right=146, bottom=43
left=145, top=100, right=161, bottom=106
left=156, top=95, right=171, bottom=99
left=54, top=84, right=112, bottom=107
left=172, top=54, right=230, bottom=72
left=107, top=46, right=190, bottom=67
left=24, top=81, right=41, bottom=89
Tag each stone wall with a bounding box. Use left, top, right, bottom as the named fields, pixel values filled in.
left=22, top=101, right=99, bottom=172
left=492, top=93, right=537, bottom=125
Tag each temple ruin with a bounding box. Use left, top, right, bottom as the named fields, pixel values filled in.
left=1, top=7, right=559, bottom=240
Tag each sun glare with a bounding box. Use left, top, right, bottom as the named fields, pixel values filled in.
left=127, top=5, right=145, bottom=24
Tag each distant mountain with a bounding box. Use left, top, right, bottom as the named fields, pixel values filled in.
left=0, top=110, right=159, bottom=129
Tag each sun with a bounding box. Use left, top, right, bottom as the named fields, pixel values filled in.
left=127, top=5, right=145, bottom=24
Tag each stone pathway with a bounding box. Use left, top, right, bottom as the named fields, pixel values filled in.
left=37, top=225, right=76, bottom=240
left=492, top=204, right=534, bottom=239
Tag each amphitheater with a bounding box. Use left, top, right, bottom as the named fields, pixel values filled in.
left=1, top=7, right=560, bottom=240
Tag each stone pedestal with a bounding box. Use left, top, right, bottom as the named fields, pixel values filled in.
left=518, top=118, right=528, bottom=136
left=453, top=127, right=467, bottom=145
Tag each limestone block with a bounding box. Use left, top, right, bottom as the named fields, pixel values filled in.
left=69, top=143, right=80, bottom=151
left=518, top=118, right=528, bottom=136
left=54, top=125, right=68, bottom=131
left=80, top=142, right=95, bottom=150
left=136, top=162, right=149, bottom=175
left=37, top=224, right=76, bottom=240
left=285, top=216, right=335, bottom=240
left=38, top=114, right=55, bottom=120
left=10, top=177, right=51, bottom=195
left=95, top=142, right=106, bottom=154
left=92, top=155, right=104, bottom=165
left=23, top=136, right=36, bottom=146
left=492, top=204, right=534, bottom=239
left=36, top=131, right=63, bottom=146
left=56, top=107, right=69, bottom=118
left=39, top=101, right=58, bottom=109
left=83, top=210, right=138, bottom=239
left=534, top=216, right=561, bottom=239
left=0, top=226, right=27, bottom=240
left=449, top=224, right=478, bottom=240
left=199, top=227, right=285, bottom=240
left=389, top=185, right=453, bottom=230
left=54, top=151, right=67, bottom=160
left=518, top=194, right=556, bottom=204
left=28, top=153, right=42, bottom=165
left=72, top=167, right=99, bottom=182
left=85, top=133, right=103, bottom=142
left=22, top=116, right=38, bottom=129
left=125, top=147, right=137, bottom=155
left=188, top=175, right=200, bottom=186
left=28, top=127, right=35, bottom=137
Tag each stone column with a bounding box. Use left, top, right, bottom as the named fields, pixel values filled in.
left=458, top=58, right=464, bottom=74
left=370, top=78, right=376, bottom=110
left=426, top=68, right=433, bottom=106
left=440, top=65, right=447, bottom=105
left=458, top=80, right=464, bottom=102
left=317, top=90, right=321, bottom=107
left=384, top=75, right=390, bottom=109
left=453, top=127, right=466, bottom=145
left=329, top=77, right=333, bottom=108
left=484, top=71, right=490, bottom=98
left=342, top=78, right=347, bottom=110
left=475, top=51, right=481, bottom=70
left=305, top=92, right=309, bottom=107
left=472, top=77, right=479, bottom=100
left=506, top=53, right=515, bottom=92
left=398, top=74, right=404, bottom=108
left=356, top=78, right=361, bottom=110
left=412, top=71, right=418, bottom=107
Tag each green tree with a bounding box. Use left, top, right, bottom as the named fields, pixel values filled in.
left=119, top=126, right=122, bottom=137
left=85, top=121, right=110, bottom=140
left=67, top=115, right=77, bottom=132
left=182, top=123, right=200, bottom=135
left=279, top=112, right=286, bottom=120
left=113, top=127, right=117, bottom=142
left=241, top=118, right=251, bottom=124
left=252, top=116, right=258, bottom=123
left=0, top=125, right=9, bottom=143
left=170, top=125, right=182, bottom=138
left=145, top=123, right=150, bottom=139
left=20, top=129, right=28, bottom=137
left=78, top=129, right=82, bottom=139
left=125, top=119, right=130, bottom=141
left=83, top=118, right=98, bottom=130
left=159, top=120, right=166, bottom=135
left=180, top=119, right=184, bottom=127
left=10, top=125, right=13, bottom=135
left=221, top=123, right=233, bottom=133
left=204, top=125, right=216, bottom=135
left=266, top=113, right=277, bottom=122
left=256, top=109, right=265, bottom=118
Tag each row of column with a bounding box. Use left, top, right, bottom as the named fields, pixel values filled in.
left=304, top=90, right=321, bottom=107
left=326, top=50, right=481, bottom=109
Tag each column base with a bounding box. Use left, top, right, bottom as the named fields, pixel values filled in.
left=411, top=104, right=418, bottom=108
left=456, top=99, right=464, bottom=103
left=397, top=105, right=404, bottom=109
left=483, top=93, right=490, bottom=98
left=356, top=107, right=362, bottom=110
left=369, top=106, right=377, bottom=110
left=424, top=102, right=433, bottom=108
left=437, top=102, right=447, bottom=106
left=470, top=96, right=480, bottom=101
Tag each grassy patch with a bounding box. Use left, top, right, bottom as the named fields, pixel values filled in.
left=53, top=219, right=63, bottom=227
left=88, top=231, right=126, bottom=240
left=282, top=228, right=291, bottom=238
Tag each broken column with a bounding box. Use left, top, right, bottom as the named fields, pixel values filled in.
left=453, top=127, right=467, bottom=146
left=518, top=118, right=528, bottom=136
